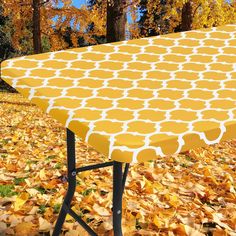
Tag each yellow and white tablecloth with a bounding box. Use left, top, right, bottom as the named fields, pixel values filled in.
left=1, top=24, right=236, bottom=163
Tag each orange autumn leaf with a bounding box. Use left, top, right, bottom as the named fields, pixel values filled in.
left=15, top=222, right=35, bottom=236
left=43, top=179, right=60, bottom=189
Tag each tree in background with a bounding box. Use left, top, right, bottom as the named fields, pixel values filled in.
left=87, top=0, right=107, bottom=44
left=88, top=0, right=140, bottom=41
left=106, top=0, right=127, bottom=42
left=33, top=0, right=42, bottom=53
left=0, top=4, right=17, bottom=61
left=1, top=0, right=236, bottom=54
left=138, top=0, right=169, bottom=37
left=0, top=4, right=17, bottom=92
left=138, top=0, right=236, bottom=37
left=2, top=0, right=49, bottom=55
left=1, top=0, right=105, bottom=54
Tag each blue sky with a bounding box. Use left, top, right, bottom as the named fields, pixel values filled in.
left=72, top=0, right=87, bottom=7
left=71, top=0, right=135, bottom=23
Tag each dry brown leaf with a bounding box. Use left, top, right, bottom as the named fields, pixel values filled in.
left=28, top=206, right=39, bottom=215
left=65, top=229, right=79, bottom=236
left=0, top=222, right=7, bottom=232
left=39, top=217, right=52, bottom=232
left=15, top=222, right=35, bottom=236
left=93, top=203, right=110, bottom=216
left=75, top=224, right=90, bottom=236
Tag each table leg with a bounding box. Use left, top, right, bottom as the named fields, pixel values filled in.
left=52, top=129, right=130, bottom=236
left=113, top=161, right=123, bottom=236
left=53, top=129, right=76, bottom=236
left=122, top=164, right=130, bottom=194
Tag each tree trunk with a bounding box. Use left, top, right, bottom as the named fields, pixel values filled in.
left=106, top=0, right=127, bottom=43
left=32, top=0, right=42, bottom=53
left=181, top=1, right=192, bottom=31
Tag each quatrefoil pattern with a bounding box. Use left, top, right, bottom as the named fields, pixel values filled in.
left=1, top=24, right=236, bottom=163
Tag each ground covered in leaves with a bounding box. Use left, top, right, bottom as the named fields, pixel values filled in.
left=0, top=92, right=236, bottom=236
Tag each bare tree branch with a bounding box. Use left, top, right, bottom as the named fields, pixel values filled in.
left=192, top=3, right=202, bottom=18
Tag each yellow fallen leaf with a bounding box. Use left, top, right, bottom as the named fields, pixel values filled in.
left=169, top=195, right=182, bottom=208
left=13, top=192, right=29, bottom=211
left=65, top=214, right=73, bottom=222
left=78, top=171, right=90, bottom=180
left=144, top=178, right=154, bottom=194
left=65, top=206, right=78, bottom=221
left=39, top=217, right=52, bottom=232
left=39, top=168, right=47, bottom=180
left=153, top=215, right=162, bottom=228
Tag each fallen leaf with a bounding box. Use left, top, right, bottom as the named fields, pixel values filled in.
left=39, top=169, right=47, bottom=180
left=183, top=224, right=205, bottom=236
left=0, top=222, right=7, bottom=232
left=13, top=192, right=29, bottom=211
left=169, top=194, right=182, bottom=207
left=26, top=188, right=39, bottom=196
left=212, top=213, right=234, bottom=231
left=15, top=222, right=35, bottom=236
left=65, top=229, right=79, bottom=236
left=24, top=215, right=34, bottom=222
left=28, top=206, right=39, bottom=215
left=75, top=224, right=90, bottom=236
left=153, top=215, right=163, bottom=228
left=39, top=217, right=52, bottom=232
left=93, top=203, right=110, bottom=216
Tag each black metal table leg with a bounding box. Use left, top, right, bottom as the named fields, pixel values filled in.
left=122, top=163, right=130, bottom=194
left=113, top=161, right=123, bottom=236
left=52, top=129, right=130, bottom=236
left=53, top=129, right=76, bottom=236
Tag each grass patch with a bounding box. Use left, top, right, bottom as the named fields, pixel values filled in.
left=53, top=204, right=61, bottom=213
left=35, top=186, right=46, bottom=194
left=26, top=160, right=38, bottom=165
left=54, top=163, right=62, bottom=169
left=38, top=205, right=46, bottom=214
left=45, top=155, right=57, bottom=162
left=0, top=184, right=17, bottom=197
left=13, top=177, right=26, bottom=185
left=82, top=188, right=96, bottom=196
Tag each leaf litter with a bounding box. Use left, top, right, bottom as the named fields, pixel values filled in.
left=0, top=92, right=236, bottom=235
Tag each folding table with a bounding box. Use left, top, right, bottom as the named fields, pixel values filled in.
left=1, top=24, right=236, bottom=236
